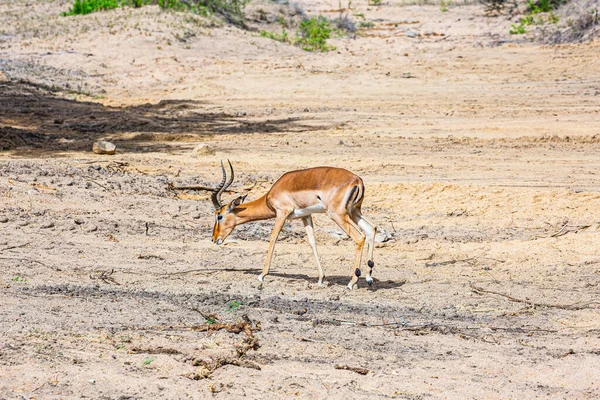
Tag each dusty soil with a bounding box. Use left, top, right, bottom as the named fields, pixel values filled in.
left=1, top=0, right=600, bottom=398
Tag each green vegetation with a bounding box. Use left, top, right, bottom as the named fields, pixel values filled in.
left=62, top=0, right=121, bottom=16
left=260, top=29, right=290, bottom=43
left=227, top=299, right=242, bottom=312
left=142, top=357, right=155, bottom=365
left=62, top=0, right=247, bottom=26
left=368, top=0, right=382, bottom=5
left=260, top=16, right=336, bottom=52
left=509, top=0, right=562, bottom=34
left=297, top=16, right=334, bottom=52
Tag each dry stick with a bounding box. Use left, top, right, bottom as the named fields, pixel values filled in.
left=167, top=182, right=235, bottom=192
left=470, top=284, right=597, bottom=310
left=0, top=242, right=31, bottom=252
left=335, top=365, right=369, bottom=375
left=0, top=256, right=60, bottom=271
left=86, top=178, right=109, bottom=191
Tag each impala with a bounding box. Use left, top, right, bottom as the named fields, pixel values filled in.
left=209, top=161, right=377, bottom=289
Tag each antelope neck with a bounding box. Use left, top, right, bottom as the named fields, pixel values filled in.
left=234, top=195, right=275, bottom=224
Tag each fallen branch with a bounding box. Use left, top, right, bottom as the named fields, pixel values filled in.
left=168, top=182, right=235, bottom=193
left=335, top=365, right=369, bottom=375
left=0, top=242, right=31, bottom=252
left=167, top=182, right=255, bottom=193
left=184, top=315, right=261, bottom=379
left=549, top=221, right=591, bottom=238
left=130, top=347, right=181, bottom=355
left=470, top=284, right=597, bottom=310
left=90, top=269, right=120, bottom=285
left=0, top=256, right=61, bottom=271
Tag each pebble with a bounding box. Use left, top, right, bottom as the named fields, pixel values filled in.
left=92, top=141, right=116, bottom=155
left=40, top=222, right=55, bottom=229
left=191, top=144, right=216, bottom=157
left=0, top=217, right=8, bottom=223
left=375, top=229, right=393, bottom=243
left=87, top=225, right=98, bottom=232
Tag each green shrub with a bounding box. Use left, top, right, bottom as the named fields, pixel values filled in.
left=297, top=16, right=334, bottom=52
left=63, top=0, right=121, bottom=15
left=260, top=29, right=290, bottom=43
left=509, top=0, right=562, bottom=34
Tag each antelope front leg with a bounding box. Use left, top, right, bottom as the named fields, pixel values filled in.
left=330, top=213, right=366, bottom=290
left=302, top=216, right=325, bottom=286
left=258, top=212, right=290, bottom=283
left=355, top=214, right=377, bottom=286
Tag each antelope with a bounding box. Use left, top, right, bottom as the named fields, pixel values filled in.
left=209, top=161, right=377, bottom=290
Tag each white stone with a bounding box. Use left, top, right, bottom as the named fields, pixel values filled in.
left=92, top=141, right=116, bottom=155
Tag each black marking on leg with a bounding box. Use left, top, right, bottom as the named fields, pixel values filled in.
left=368, top=260, right=374, bottom=269
left=355, top=268, right=361, bottom=277
left=317, top=195, right=322, bottom=201
left=367, top=279, right=373, bottom=286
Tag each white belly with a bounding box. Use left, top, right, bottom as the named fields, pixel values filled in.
left=288, top=204, right=326, bottom=219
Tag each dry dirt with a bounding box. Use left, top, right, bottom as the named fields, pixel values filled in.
left=1, top=0, right=600, bottom=398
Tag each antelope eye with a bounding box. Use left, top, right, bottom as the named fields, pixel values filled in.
left=216, top=215, right=223, bottom=221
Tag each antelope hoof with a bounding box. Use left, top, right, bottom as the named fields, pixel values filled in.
left=366, top=276, right=374, bottom=286
left=347, top=282, right=358, bottom=290
left=258, top=274, right=264, bottom=282
left=318, top=279, right=325, bottom=287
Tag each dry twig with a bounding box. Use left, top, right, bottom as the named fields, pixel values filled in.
left=0, top=242, right=31, bottom=252
left=470, top=284, right=597, bottom=310
left=335, top=365, right=369, bottom=375
left=90, top=269, right=120, bottom=285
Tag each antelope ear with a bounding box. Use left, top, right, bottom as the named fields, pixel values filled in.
left=228, top=194, right=247, bottom=211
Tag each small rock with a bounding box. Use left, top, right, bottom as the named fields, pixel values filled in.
left=375, top=229, right=393, bottom=243
left=92, top=141, right=116, bottom=155
left=327, top=229, right=347, bottom=240
left=191, top=144, right=216, bottom=157
left=87, top=224, right=98, bottom=232
left=74, top=218, right=85, bottom=225
left=40, top=222, right=55, bottom=229
left=0, top=217, right=8, bottom=223
left=53, top=118, right=64, bottom=124
left=406, top=31, right=418, bottom=38
left=17, top=220, right=29, bottom=227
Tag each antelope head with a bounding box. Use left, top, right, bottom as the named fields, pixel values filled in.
left=211, top=160, right=246, bottom=245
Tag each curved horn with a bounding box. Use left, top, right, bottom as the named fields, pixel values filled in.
left=223, top=160, right=234, bottom=191
left=215, top=160, right=234, bottom=206
left=211, top=160, right=227, bottom=209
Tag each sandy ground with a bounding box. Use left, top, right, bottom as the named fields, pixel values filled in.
left=1, top=0, right=600, bottom=398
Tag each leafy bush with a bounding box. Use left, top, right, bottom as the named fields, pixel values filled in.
left=260, top=29, right=290, bottom=43
left=62, top=0, right=121, bottom=15
left=508, top=0, right=562, bottom=34
left=297, top=16, right=334, bottom=52
left=62, top=0, right=247, bottom=25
